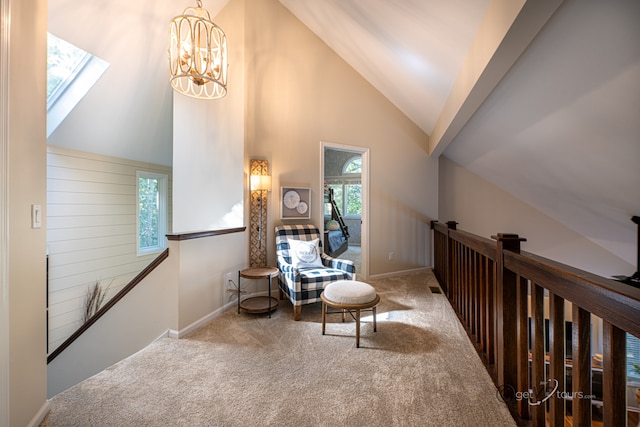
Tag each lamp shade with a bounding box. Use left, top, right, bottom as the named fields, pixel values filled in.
left=250, top=175, right=272, bottom=191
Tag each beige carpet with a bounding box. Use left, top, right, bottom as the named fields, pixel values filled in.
left=341, top=245, right=361, bottom=273
left=41, top=270, right=516, bottom=427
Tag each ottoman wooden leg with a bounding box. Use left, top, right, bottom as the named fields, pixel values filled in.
left=356, top=309, right=361, bottom=348
left=373, top=306, right=377, bottom=332
left=322, top=302, right=326, bottom=335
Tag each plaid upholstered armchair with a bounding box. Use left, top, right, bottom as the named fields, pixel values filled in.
left=275, top=224, right=355, bottom=320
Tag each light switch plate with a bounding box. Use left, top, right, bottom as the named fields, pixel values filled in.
left=32, top=204, right=42, bottom=229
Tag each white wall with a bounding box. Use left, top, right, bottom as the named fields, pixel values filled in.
left=438, top=156, right=633, bottom=278
left=244, top=0, right=437, bottom=277
left=47, top=250, right=179, bottom=397
left=48, top=0, right=250, bottom=399
left=47, top=146, right=172, bottom=352
left=47, top=0, right=175, bottom=168
left=4, top=0, right=49, bottom=424
left=172, top=0, right=245, bottom=234
left=170, top=0, right=251, bottom=328
left=438, top=156, right=634, bottom=357
left=442, top=0, right=640, bottom=268
left=174, top=236, right=246, bottom=330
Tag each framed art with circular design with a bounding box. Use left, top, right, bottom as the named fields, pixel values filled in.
left=281, top=186, right=311, bottom=219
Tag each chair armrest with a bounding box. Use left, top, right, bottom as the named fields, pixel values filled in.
left=278, top=263, right=298, bottom=275
left=277, top=258, right=302, bottom=291
left=321, top=254, right=355, bottom=275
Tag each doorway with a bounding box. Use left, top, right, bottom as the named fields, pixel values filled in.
left=320, top=142, right=369, bottom=279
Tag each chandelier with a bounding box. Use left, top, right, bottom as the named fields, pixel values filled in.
left=169, top=0, right=228, bottom=99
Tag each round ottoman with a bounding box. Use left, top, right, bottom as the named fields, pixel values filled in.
left=321, top=280, right=380, bottom=348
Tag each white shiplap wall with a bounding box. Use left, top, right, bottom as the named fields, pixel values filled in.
left=46, top=146, right=172, bottom=353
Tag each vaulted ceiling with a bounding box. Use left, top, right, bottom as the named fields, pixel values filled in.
left=47, top=0, right=640, bottom=267
left=278, top=0, right=491, bottom=135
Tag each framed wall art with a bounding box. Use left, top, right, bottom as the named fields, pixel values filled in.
left=281, top=186, right=311, bottom=219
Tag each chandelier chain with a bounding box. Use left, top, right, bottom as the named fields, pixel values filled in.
left=196, top=0, right=202, bottom=8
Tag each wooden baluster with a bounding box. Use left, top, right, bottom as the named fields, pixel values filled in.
left=458, top=242, right=463, bottom=315
left=471, top=249, right=477, bottom=337
left=446, top=221, right=457, bottom=302
left=516, top=275, right=529, bottom=419
left=480, top=254, right=485, bottom=346
left=494, top=233, right=525, bottom=393
left=474, top=252, right=481, bottom=343
left=458, top=243, right=467, bottom=321
left=451, top=241, right=460, bottom=313
left=548, top=293, right=565, bottom=427
left=602, top=321, right=626, bottom=427
left=531, top=283, right=545, bottom=427
left=487, top=258, right=495, bottom=365
left=572, top=305, right=591, bottom=426
left=463, top=246, right=469, bottom=324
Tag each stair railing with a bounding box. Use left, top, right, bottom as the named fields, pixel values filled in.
left=431, top=220, right=640, bottom=427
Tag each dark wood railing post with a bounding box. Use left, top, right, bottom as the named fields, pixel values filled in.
left=493, top=233, right=526, bottom=392
left=432, top=221, right=639, bottom=426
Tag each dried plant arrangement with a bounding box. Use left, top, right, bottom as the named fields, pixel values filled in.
left=82, top=280, right=112, bottom=323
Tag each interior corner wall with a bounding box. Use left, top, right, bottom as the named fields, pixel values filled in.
left=171, top=0, right=249, bottom=329
left=7, top=0, right=49, bottom=424
left=243, top=0, right=437, bottom=277
left=172, top=0, right=245, bottom=234
left=47, top=252, right=179, bottom=397
left=438, top=155, right=634, bottom=278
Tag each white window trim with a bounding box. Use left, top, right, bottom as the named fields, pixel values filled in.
left=136, top=171, right=168, bottom=256
left=47, top=52, right=109, bottom=138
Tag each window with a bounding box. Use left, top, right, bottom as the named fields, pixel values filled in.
left=47, top=33, right=91, bottom=104
left=342, top=157, right=362, bottom=174
left=47, top=33, right=109, bottom=137
left=137, top=171, right=168, bottom=255
left=325, top=184, right=343, bottom=216
left=325, top=181, right=361, bottom=218
left=344, top=184, right=362, bottom=216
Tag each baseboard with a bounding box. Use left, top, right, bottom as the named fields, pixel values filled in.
left=154, top=330, right=173, bottom=341
left=368, top=266, right=430, bottom=280
left=27, top=399, right=50, bottom=427
left=171, top=290, right=274, bottom=339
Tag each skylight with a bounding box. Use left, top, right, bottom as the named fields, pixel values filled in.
left=46, top=33, right=109, bottom=137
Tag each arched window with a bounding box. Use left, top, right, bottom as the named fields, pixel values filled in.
left=342, top=157, right=362, bottom=174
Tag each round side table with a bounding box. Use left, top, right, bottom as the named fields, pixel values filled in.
left=237, top=266, right=279, bottom=318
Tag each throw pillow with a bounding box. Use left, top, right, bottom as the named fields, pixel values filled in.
left=288, top=238, right=323, bottom=269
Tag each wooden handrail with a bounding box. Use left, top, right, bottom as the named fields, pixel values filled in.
left=166, top=226, right=246, bottom=241
left=432, top=220, right=640, bottom=427
left=47, top=248, right=169, bottom=364
left=449, top=228, right=497, bottom=261
left=505, top=250, right=640, bottom=338
left=47, top=227, right=247, bottom=364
